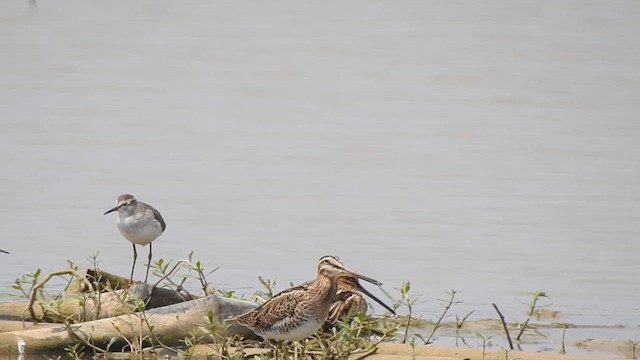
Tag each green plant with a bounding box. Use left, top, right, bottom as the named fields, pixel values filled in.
left=515, top=290, right=549, bottom=341
left=12, top=268, right=41, bottom=298
left=64, top=343, right=85, bottom=360
left=216, top=288, right=237, bottom=298
left=422, top=289, right=461, bottom=345
left=255, top=276, right=277, bottom=302
left=408, top=335, right=418, bottom=360
left=152, top=252, right=219, bottom=297
left=63, top=320, right=110, bottom=355
left=25, top=265, right=96, bottom=322
left=193, top=309, right=242, bottom=359
left=397, top=281, right=418, bottom=344
left=455, top=310, right=474, bottom=329
left=503, top=348, right=510, bottom=360
left=305, top=313, right=382, bottom=359
left=476, top=333, right=493, bottom=360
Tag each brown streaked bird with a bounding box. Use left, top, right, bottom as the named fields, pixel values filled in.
left=104, top=194, right=166, bottom=284
left=325, top=271, right=396, bottom=330
left=230, top=255, right=383, bottom=341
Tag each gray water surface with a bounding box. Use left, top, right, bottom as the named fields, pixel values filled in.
left=1, top=0, right=639, bottom=353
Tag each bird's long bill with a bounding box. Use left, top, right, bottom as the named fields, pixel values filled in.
left=104, top=205, right=120, bottom=215
left=340, top=269, right=382, bottom=287
left=353, top=281, right=396, bottom=315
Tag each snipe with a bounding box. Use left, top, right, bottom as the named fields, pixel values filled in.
left=324, top=265, right=396, bottom=330
left=230, top=255, right=383, bottom=341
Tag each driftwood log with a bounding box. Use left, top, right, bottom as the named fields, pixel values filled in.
left=0, top=294, right=257, bottom=353
left=0, top=267, right=204, bottom=322
left=0, top=283, right=197, bottom=322
left=0, top=268, right=258, bottom=353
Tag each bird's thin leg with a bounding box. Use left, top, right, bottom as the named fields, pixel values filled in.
left=267, top=340, right=279, bottom=358
left=130, top=244, right=137, bottom=284
left=144, top=243, right=152, bottom=283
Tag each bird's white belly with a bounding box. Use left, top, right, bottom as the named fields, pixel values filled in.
left=260, top=317, right=323, bottom=341
left=117, top=216, right=162, bottom=245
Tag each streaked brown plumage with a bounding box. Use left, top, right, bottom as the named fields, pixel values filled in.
left=230, top=255, right=383, bottom=341
left=324, top=265, right=396, bottom=330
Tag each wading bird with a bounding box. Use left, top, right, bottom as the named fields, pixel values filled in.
left=104, top=194, right=165, bottom=283
left=230, top=255, right=383, bottom=342
left=324, top=268, right=396, bottom=331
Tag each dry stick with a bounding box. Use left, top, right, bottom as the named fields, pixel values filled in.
left=26, top=269, right=95, bottom=321
left=349, top=345, right=378, bottom=360
left=559, top=325, right=568, bottom=354
left=492, top=303, right=514, bottom=350
left=456, top=310, right=475, bottom=329
left=629, top=340, right=638, bottom=360
left=63, top=321, right=108, bottom=354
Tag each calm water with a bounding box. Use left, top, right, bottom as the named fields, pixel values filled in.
left=1, top=0, right=639, bottom=353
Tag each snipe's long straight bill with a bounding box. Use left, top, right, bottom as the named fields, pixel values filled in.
left=354, top=281, right=396, bottom=315
left=341, top=269, right=383, bottom=287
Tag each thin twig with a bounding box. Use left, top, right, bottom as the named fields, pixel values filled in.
left=26, top=269, right=95, bottom=321
left=424, top=290, right=458, bottom=344
left=516, top=291, right=548, bottom=340
left=456, top=310, right=475, bottom=329
left=492, top=303, right=514, bottom=350
left=63, top=321, right=107, bottom=354
left=560, top=325, right=568, bottom=354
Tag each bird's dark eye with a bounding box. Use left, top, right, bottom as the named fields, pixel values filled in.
left=323, top=260, right=337, bottom=268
